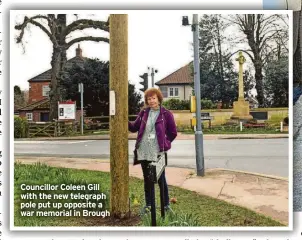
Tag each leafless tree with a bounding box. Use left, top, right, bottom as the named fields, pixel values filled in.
left=226, top=14, right=288, bottom=107
left=15, top=14, right=109, bottom=120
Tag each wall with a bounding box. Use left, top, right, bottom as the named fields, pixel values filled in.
left=162, top=85, right=193, bottom=101
left=20, top=110, right=82, bottom=122
left=184, top=85, right=193, bottom=101
left=171, top=108, right=289, bottom=128
left=28, top=82, right=50, bottom=103
left=19, top=110, right=48, bottom=122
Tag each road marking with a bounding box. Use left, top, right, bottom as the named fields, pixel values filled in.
left=14, top=140, right=96, bottom=145
left=68, top=140, right=96, bottom=144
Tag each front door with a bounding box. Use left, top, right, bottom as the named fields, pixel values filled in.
left=40, top=112, right=49, bottom=122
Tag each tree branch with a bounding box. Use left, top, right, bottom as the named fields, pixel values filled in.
left=65, top=19, right=109, bottom=35
left=256, top=15, right=261, bottom=48
left=47, top=14, right=56, bottom=34
left=259, top=29, right=287, bottom=51
left=66, top=36, right=109, bottom=49
left=15, top=15, right=56, bottom=44
left=259, top=17, right=280, bottom=36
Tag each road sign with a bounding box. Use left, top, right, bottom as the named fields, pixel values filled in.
left=151, top=153, right=167, bottom=182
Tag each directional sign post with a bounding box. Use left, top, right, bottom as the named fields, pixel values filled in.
left=78, top=83, right=84, bottom=135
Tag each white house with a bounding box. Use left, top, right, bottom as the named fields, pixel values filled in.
left=155, top=62, right=193, bottom=101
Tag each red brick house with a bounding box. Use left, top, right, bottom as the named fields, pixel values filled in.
left=19, top=45, right=85, bottom=122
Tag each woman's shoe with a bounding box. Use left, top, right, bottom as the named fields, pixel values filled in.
left=164, top=205, right=174, bottom=214
left=140, top=205, right=151, bottom=216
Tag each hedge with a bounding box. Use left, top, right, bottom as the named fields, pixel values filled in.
left=14, top=116, right=28, bottom=138
left=162, top=98, right=216, bottom=110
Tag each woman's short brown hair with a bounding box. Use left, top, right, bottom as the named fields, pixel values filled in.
left=144, top=88, right=164, bottom=105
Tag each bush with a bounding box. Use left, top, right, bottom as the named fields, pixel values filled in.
left=162, top=98, right=216, bottom=110
left=162, top=99, right=190, bottom=110
left=266, top=114, right=288, bottom=126
left=14, top=116, right=28, bottom=138
left=200, top=99, right=216, bottom=109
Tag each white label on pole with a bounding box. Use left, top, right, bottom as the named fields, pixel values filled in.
left=110, top=90, right=116, bottom=116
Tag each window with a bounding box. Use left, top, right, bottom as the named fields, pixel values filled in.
left=175, top=88, right=179, bottom=97
left=168, top=87, right=179, bottom=97
left=42, top=85, right=50, bottom=97
left=160, top=86, right=168, bottom=98
left=26, top=113, right=33, bottom=121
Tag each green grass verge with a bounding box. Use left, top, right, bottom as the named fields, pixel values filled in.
left=78, top=130, right=109, bottom=136
left=180, top=128, right=288, bottom=135
left=14, top=163, right=283, bottom=227
left=74, top=129, right=287, bottom=136
left=182, top=130, right=288, bottom=134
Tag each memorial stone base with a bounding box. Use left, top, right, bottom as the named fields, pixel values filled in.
left=231, top=98, right=253, bottom=120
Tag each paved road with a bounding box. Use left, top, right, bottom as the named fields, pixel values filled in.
left=15, top=138, right=289, bottom=177
left=294, top=97, right=302, bottom=212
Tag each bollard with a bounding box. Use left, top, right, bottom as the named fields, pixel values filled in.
left=240, top=121, right=243, bottom=132
left=280, top=121, right=283, bottom=132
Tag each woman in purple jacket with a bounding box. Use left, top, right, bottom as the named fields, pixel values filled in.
left=128, top=88, right=177, bottom=214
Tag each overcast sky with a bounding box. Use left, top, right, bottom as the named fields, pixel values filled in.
left=10, top=10, right=289, bottom=95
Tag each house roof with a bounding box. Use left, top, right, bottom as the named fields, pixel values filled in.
left=18, top=98, right=50, bottom=111
left=155, top=62, right=193, bottom=86
left=28, top=45, right=86, bottom=83
left=14, top=104, right=22, bottom=112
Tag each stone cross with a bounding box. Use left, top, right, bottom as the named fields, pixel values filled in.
left=236, top=51, right=246, bottom=100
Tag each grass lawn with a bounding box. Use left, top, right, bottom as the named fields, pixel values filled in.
left=14, top=163, right=283, bottom=227
left=63, top=128, right=288, bottom=137
left=181, top=128, right=288, bottom=135
left=83, top=128, right=288, bottom=136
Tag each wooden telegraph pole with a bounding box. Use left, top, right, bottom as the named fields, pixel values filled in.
left=109, top=14, right=129, bottom=218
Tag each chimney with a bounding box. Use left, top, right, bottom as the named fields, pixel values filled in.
left=76, top=44, right=82, bottom=57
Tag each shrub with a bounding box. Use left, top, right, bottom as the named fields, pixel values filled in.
left=266, top=114, right=288, bottom=126
left=200, top=99, right=216, bottom=109
left=162, top=99, right=190, bottom=110
left=163, top=98, right=216, bottom=110
left=14, top=116, right=28, bottom=138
